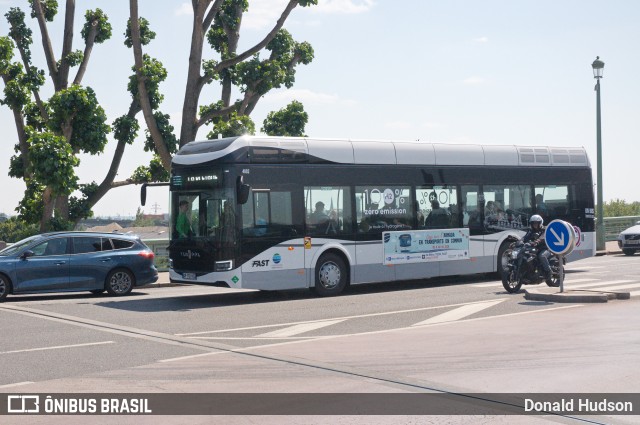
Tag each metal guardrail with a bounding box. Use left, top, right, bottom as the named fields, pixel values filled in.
left=604, top=216, right=640, bottom=241
left=2, top=218, right=638, bottom=271
left=143, top=238, right=170, bottom=272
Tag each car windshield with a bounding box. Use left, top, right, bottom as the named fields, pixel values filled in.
left=0, top=235, right=41, bottom=256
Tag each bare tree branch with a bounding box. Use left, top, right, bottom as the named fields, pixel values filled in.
left=213, top=0, right=298, bottom=73
left=1, top=75, right=31, bottom=178
left=72, top=21, right=97, bottom=85
left=11, top=42, right=49, bottom=120
left=202, top=0, right=224, bottom=32
left=32, top=0, right=61, bottom=91
left=129, top=0, right=172, bottom=171
left=58, top=0, right=75, bottom=88
left=85, top=101, right=142, bottom=210
left=195, top=102, right=238, bottom=129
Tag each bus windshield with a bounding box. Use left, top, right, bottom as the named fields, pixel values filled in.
left=171, top=188, right=236, bottom=242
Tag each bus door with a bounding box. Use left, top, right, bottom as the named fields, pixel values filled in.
left=240, top=185, right=304, bottom=290
left=305, top=186, right=355, bottom=285
left=460, top=185, right=487, bottom=272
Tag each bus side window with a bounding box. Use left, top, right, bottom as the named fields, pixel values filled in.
left=305, top=186, right=351, bottom=236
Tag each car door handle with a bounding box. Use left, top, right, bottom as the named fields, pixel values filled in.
left=100, top=258, right=112, bottom=262
left=55, top=261, right=66, bottom=265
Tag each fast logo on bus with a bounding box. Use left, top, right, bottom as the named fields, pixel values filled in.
left=252, top=259, right=270, bottom=267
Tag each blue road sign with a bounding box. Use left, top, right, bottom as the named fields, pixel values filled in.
left=545, top=220, right=576, bottom=256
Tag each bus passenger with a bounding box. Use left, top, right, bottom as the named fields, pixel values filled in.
left=309, top=201, right=329, bottom=225
left=176, top=200, right=192, bottom=238
left=424, top=200, right=449, bottom=228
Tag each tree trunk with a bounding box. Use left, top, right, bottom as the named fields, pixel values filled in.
left=129, top=0, right=172, bottom=170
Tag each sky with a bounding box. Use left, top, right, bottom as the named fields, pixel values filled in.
left=1, top=0, right=639, bottom=218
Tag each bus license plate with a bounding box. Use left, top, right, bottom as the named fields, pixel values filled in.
left=182, top=273, right=196, bottom=280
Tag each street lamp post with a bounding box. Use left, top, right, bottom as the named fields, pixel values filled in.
left=592, top=56, right=605, bottom=251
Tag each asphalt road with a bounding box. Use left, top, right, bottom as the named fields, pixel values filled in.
left=1, top=252, right=639, bottom=424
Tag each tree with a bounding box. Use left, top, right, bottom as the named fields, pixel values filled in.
left=0, top=2, right=163, bottom=232
left=262, top=100, right=308, bottom=136
left=129, top=0, right=317, bottom=163
left=603, top=199, right=640, bottom=217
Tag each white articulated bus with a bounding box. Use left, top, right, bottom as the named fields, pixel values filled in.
left=159, top=135, right=595, bottom=296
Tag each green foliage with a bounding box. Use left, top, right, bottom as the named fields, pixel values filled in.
left=202, top=59, right=221, bottom=82
left=234, top=29, right=315, bottom=96
left=128, top=54, right=167, bottom=109
left=144, top=112, right=178, bottom=154
left=48, top=85, right=110, bottom=154
left=124, top=17, right=156, bottom=48
left=16, top=181, right=44, bottom=224
left=27, top=131, right=79, bottom=194
left=69, top=182, right=98, bottom=222
left=298, top=0, right=319, bottom=6
left=206, top=0, right=249, bottom=59
left=0, top=36, right=15, bottom=73
left=5, top=8, right=33, bottom=63
left=23, top=101, right=47, bottom=130
left=8, top=150, right=25, bottom=179
left=81, top=9, right=112, bottom=44
left=262, top=100, right=308, bottom=137
left=0, top=216, right=39, bottom=243
left=30, top=0, right=59, bottom=22
left=206, top=111, right=255, bottom=138
left=603, top=199, right=640, bottom=217
left=132, top=207, right=157, bottom=227
left=112, top=114, right=139, bottom=145
left=130, top=155, right=169, bottom=184
left=60, top=50, right=84, bottom=68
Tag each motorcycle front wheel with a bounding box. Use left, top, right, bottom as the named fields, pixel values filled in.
left=502, top=266, right=523, bottom=293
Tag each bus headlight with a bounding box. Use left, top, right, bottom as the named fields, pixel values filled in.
left=215, top=260, right=233, bottom=271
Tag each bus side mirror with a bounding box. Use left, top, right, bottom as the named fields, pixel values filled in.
left=236, top=176, right=251, bottom=205
left=141, top=183, right=148, bottom=206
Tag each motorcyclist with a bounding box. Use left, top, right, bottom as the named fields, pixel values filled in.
left=522, top=214, right=553, bottom=284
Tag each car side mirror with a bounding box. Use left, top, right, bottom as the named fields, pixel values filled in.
left=20, top=250, right=35, bottom=260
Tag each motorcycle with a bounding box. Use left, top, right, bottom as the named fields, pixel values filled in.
left=501, top=240, right=563, bottom=293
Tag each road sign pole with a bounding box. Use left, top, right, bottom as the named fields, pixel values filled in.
left=558, top=255, right=564, bottom=293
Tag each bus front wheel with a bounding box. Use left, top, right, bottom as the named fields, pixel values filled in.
left=313, top=253, right=348, bottom=297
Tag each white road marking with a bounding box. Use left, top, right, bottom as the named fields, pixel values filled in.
left=591, top=282, right=640, bottom=291
left=0, top=341, right=114, bottom=355
left=630, top=290, right=640, bottom=297
left=176, top=299, right=510, bottom=336
left=411, top=299, right=504, bottom=326
left=564, top=280, right=633, bottom=290
left=255, top=319, right=347, bottom=338
left=0, top=381, right=34, bottom=388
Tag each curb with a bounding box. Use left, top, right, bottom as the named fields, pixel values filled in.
left=524, top=288, right=630, bottom=303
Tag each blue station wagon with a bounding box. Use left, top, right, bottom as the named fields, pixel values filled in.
left=0, top=232, right=158, bottom=301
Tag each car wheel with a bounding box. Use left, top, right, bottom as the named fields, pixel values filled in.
left=623, top=248, right=636, bottom=256
left=105, top=268, right=135, bottom=296
left=312, top=253, right=348, bottom=297
left=0, top=274, right=11, bottom=301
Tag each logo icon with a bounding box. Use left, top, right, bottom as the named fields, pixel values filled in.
left=272, top=253, right=281, bottom=264
left=7, top=395, right=40, bottom=413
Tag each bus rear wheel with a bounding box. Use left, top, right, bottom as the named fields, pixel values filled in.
left=313, top=253, right=347, bottom=297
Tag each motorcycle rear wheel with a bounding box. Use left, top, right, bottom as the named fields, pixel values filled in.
left=545, top=267, right=564, bottom=287
left=502, top=267, right=523, bottom=293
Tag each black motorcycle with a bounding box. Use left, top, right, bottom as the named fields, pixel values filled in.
left=501, top=240, right=563, bottom=293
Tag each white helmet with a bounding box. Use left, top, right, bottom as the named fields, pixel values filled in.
left=530, top=214, right=544, bottom=227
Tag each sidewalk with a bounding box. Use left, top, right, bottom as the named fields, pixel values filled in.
left=596, top=240, right=622, bottom=256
